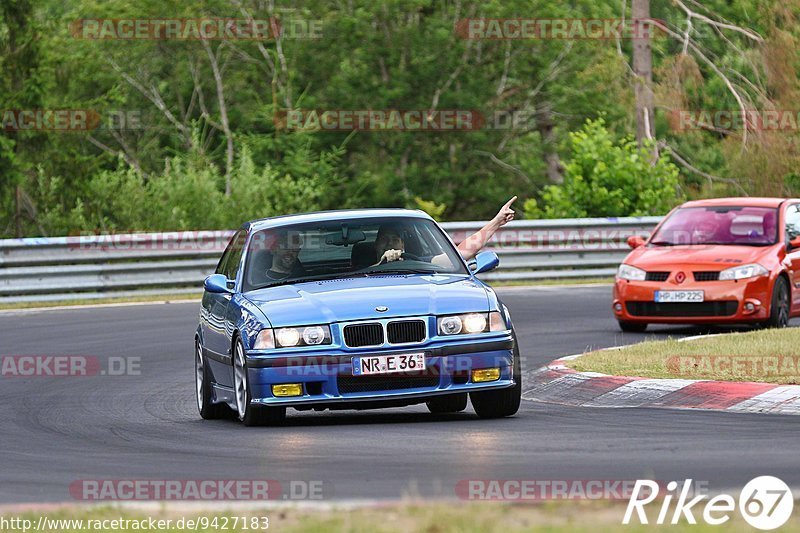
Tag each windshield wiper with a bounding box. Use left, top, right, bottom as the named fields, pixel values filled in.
left=650, top=240, right=772, bottom=247
left=361, top=268, right=439, bottom=275
left=249, top=268, right=444, bottom=291
left=251, top=271, right=369, bottom=290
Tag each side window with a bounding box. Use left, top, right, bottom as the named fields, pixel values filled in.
left=223, top=231, right=247, bottom=281
left=215, top=230, right=246, bottom=280
left=214, top=242, right=232, bottom=275
left=786, top=204, right=800, bottom=241
left=413, top=224, right=437, bottom=256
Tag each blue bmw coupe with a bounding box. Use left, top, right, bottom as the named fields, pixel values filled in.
left=195, top=209, right=521, bottom=425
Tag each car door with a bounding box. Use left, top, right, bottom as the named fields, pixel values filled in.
left=202, top=229, right=246, bottom=386
left=783, top=203, right=800, bottom=312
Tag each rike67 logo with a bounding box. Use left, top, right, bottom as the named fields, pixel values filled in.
left=624, top=477, right=793, bottom=530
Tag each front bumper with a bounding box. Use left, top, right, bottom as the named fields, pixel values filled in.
left=612, top=276, right=773, bottom=324
left=244, top=336, right=515, bottom=407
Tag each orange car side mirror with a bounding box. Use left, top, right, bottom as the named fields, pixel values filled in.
left=789, top=236, right=800, bottom=251
left=627, top=235, right=647, bottom=249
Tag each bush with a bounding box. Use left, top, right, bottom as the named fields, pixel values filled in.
left=526, top=118, right=682, bottom=219
left=410, top=197, right=447, bottom=221
left=32, top=141, right=341, bottom=234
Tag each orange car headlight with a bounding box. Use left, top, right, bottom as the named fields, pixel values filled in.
left=718, top=263, right=768, bottom=281
left=617, top=264, right=646, bottom=281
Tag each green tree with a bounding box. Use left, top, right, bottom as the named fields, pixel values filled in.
left=525, top=118, right=682, bottom=218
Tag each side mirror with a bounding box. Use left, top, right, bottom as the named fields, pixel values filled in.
left=204, top=274, right=233, bottom=294
left=473, top=251, right=500, bottom=274
left=789, top=236, right=800, bottom=251
left=627, top=235, right=647, bottom=249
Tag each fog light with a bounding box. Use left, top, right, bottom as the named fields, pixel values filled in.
left=744, top=302, right=755, bottom=312
left=613, top=302, right=623, bottom=313
left=471, top=368, right=501, bottom=383
left=272, top=383, right=303, bottom=397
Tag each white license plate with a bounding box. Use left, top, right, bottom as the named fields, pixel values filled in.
left=654, top=290, right=704, bottom=303
left=352, top=353, right=426, bottom=376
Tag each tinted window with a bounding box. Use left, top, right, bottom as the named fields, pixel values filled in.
left=216, top=230, right=246, bottom=280
left=786, top=204, right=800, bottom=241
left=242, top=217, right=467, bottom=291
left=650, top=206, right=779, bottom=246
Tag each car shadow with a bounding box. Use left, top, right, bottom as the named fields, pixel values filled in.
left=194, top=406, right=523, bottom=428
left=643, top=324, right=756, bottom=336
left=644, top=320, right=798, bottom=337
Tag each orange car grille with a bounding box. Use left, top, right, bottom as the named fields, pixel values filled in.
left=626, top=301, right=738, bottom=317
left=644, top=271, right=670, bottom=282
left=693, top=271, right=721, bottom=281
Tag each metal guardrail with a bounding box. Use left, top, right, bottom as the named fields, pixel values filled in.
left=0, top=217, right=662, bottom=302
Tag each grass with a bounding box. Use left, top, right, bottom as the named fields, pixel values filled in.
left=0, top=293, right=201, bottom=311
left=567, top=328, right=800, bottom=384
left=0, top=501, right=788, bottom=532
left=490, top=277, right=613, bottom=287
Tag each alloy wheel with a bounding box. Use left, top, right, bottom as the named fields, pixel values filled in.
left=195, top=342, right=205, bottom=413
left=233, top=342, right=248, bottom=420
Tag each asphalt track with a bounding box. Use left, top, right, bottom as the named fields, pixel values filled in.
left=0, top=285, right=798, bottom=503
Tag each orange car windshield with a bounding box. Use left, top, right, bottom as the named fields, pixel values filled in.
left=650, top=206, right=778, bottom=246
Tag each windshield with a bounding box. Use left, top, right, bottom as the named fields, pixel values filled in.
left=650, top=206, right=778, bottom=246
left=241, top=217, right=468, bottom=291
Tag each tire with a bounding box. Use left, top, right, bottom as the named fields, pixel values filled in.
left=762, top=276, right=791, bottom=329
left=196, top=340, right=228, bottom=419
left=426, top=393, right=468, bottom=414
left=618, top=321, right=648, bottom=333
left=233, top=338, right=286, bottom=426
left=470, top=332, right=522, bottom=419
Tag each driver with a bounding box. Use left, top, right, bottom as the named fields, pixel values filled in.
left=373, top=226, right=407, bottom=265
left=372, top=196, right=517, bottom=267
left=264, top=231, right=307, bottom=281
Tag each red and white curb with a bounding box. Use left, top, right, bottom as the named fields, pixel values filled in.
left=522, top=347, right=800, bottom=416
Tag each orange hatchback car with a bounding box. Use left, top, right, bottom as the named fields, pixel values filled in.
left=613, top=197, right=800, bottom=332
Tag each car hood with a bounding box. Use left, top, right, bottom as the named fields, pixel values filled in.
left=625, top=244, right=774, bottom=270
left=243, top=274, right=490, bottom=327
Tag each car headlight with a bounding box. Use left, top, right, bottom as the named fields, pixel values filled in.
left=719, top=263, right=769, bottom=281
left=276, top=327, right=301, bottom=347
left=255, top=325, right=332, bottom=349
left=438, top=312, right=506, bottom=335
left=617, top=264, right=646, bottom=281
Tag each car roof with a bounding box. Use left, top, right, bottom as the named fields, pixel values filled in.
left=680, top=197, right=790, bottom=209
left=244, top=208, right=433, bottom=232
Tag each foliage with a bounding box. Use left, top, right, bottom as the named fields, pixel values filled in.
left=410, top=197, right=447, bottom=221
left=0, top=0, right=798, bottom=237
left=34, top=142, right=340, bottom=234
left=525, top=119, right=682, bottom=218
